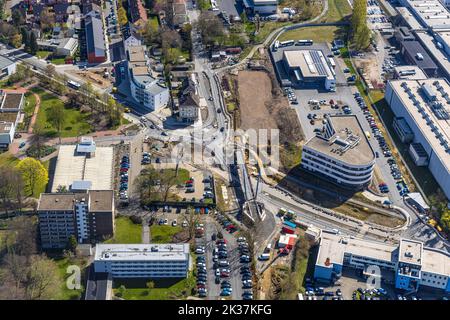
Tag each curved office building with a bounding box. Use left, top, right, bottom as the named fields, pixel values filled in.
left=300, top=115, right=375, bottom=190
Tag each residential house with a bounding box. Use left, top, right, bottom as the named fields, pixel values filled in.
left=85, top=10, right=106, bottom=63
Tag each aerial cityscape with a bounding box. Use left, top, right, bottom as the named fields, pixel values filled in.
left=0, top=0, right=449, bottom=303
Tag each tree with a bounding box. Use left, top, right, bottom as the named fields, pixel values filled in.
left=352, top=0, right=370, bottom=50
left=30, top=120, right=46, bottom=160
left=7, top=216, right=38, bottom=259
left=39, top=7, right=55, bottom=32
left=196, top=11, right=224, bottom=47
left=67, top=235, right=78, bottom=253
left=181, top=206, right=200, bottom=240
left=24, top=255, right=60, bottom=300
left=21, top=28, right=30, bottom=53
left=15, top=158, right=48, bottom=197
left=29, top=32, right=38, bottom=55
left=47, top=102, right=65, bottom=144
left=142, top=19, right=161, bottom=46
left=11, top=8, right=25, bottom=27
left=117, top=285, right=126, bottom=297
left=117, top=7, right=128, bottom=26
left=0, top=167, right=19, bottom=217
left=146, top=281, right=155, bottom=290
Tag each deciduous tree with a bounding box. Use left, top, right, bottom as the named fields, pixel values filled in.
left=15, top=158, right=48, bottom=197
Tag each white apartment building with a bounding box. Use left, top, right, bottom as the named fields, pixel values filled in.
left=127, top=46, right=169, bottom=111
left=300, top=115, right=376, bottom=190
left=243, top=0, right=278, bottom=14
left=94, top=244, right=190, bottom=278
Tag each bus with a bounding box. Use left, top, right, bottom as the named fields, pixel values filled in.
left=296, top=39, right=313, bottom=46
left=280, top=40, right=294, bottom=47
left=67, top=80, right=81, bottom=90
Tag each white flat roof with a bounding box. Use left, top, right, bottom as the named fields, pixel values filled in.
left=283, top=49, right=335, bottom=81
left=397, top=7, right=426, bottom=30
left=422, top=248, right=450, bottom=275
left=404, top=0, right=450, bottom=29
left=316, top=232, right=397, bottom=268
left=94, top=244, right=190, bottom=262
left=388, top=79, right=450, bottom=175
left=394, top=65, right=428, bottom=80
left=399, top=239, right=423, bottom=265
left=415, top=31, right=450, bottom=78
left=51, top=145, right=113, bottom=192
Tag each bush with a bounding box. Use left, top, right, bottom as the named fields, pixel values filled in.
left=130, top=215, right=143, bottom=225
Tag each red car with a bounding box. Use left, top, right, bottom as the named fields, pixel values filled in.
left=120, top=168, right=129, bottom=172
left=216, top=239, right=227, bottom=245
left=225, top=224, right=235, bottom=230
left=220, top=272, right=230, bottom=278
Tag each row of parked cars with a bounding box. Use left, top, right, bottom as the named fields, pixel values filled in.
left=238, top=237, right=253, bottom=300
left=216, top=213, right=238, bottom=234
left=195, top=245, right=208, bottom=298
left=213, top=239, right=233, bottom=297
left=119, top=154, right=129, bottom=200
left=353, top=287, right=388, bottom=300
left=283, top=87, right=298, bottom=105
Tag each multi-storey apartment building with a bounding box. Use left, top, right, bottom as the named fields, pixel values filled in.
left=37, top=190, right=115, bottom=249
left=127, top=45, right=169, bottom=111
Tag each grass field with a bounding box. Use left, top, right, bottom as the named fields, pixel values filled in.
left=36, top=51, right=51, bottom=59
left=113, top=271, right=196, bottom=300
left=32, top=87, right=92, bottom=138
left=55, top=257, right=86, bottom=300
left=278, top=25, right=345, bottom=44
left=105, top=216, right=142, bottom=244
left=150, top=225, right=182, bottom=243
left=322, top=0, right=353, bottom=22
left=51, top=58, right=66, bottom=65
left=0, top=152, right=19, bottom=167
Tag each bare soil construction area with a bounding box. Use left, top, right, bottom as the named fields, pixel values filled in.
left=236, top=71, right=303, bottom=145
left=237, top=71, right=278, bottom=131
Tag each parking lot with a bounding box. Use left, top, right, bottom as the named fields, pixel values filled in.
left=367, top=0, right=392, bottom=30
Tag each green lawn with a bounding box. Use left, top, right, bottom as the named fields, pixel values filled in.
left=322, top=0, right=352, bottom=22
left=113, top=271, right=196, bottom=300
left=105, top=216, right=142, bottom=244
left=278, top=25, right=345, bottom=43
left=36, top=50, right=52, bottom=59
left=51, top=58, right=66, bottom=65
left=32, top=87, right=92, bottom=138
left=0, top=152, right=19, bottom=168
left=150, top=225, right=182, bottom=243
left=54, top=257, right=86, bottom=300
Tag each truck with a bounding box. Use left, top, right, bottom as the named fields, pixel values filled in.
left=283, top=220, right=297, bottom=229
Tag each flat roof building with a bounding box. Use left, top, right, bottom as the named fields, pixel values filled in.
left=300, top=115, right=375, bottom=190
left=385, top=78, right=450, bottom=200
left=400, top=40, right=439, bottom=77
left=127, top=45, right=169, bottom=111
left=0, top=55, right=17, bottom=80
left=399, top=0, right=450, bottom=30
left=314, top=231, right=450, bottom=293
left=38, top=190, right=115, bottom=248
left=85, top=11, right=106, bottom=64
left=397, top=7, right=426, bottom=31
left=283, top=49, right=336, bottom=91
left=51, top=141, right=113, bottom=192
left=393, top=65, right=428, bottom=80
left=94, top=244, right=190, bottom=278
left=414, top=31, right=450, bottom=80
left=242, top=0, right=278, bottom=14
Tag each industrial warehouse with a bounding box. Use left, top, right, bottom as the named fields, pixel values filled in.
left=282, top=49, right=336, bottom=90
left=385, top=78, right=450, bottom=200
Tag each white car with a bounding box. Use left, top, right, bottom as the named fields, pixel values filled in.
left=172, top=220, right=177, bottom=227
left=195, top=248, right=205, bottom=254
left=215, top=269, right=221, bottom=276
left=182, top=221, right=188, bottom=227
left=237, top=237, right=246, bottom=242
